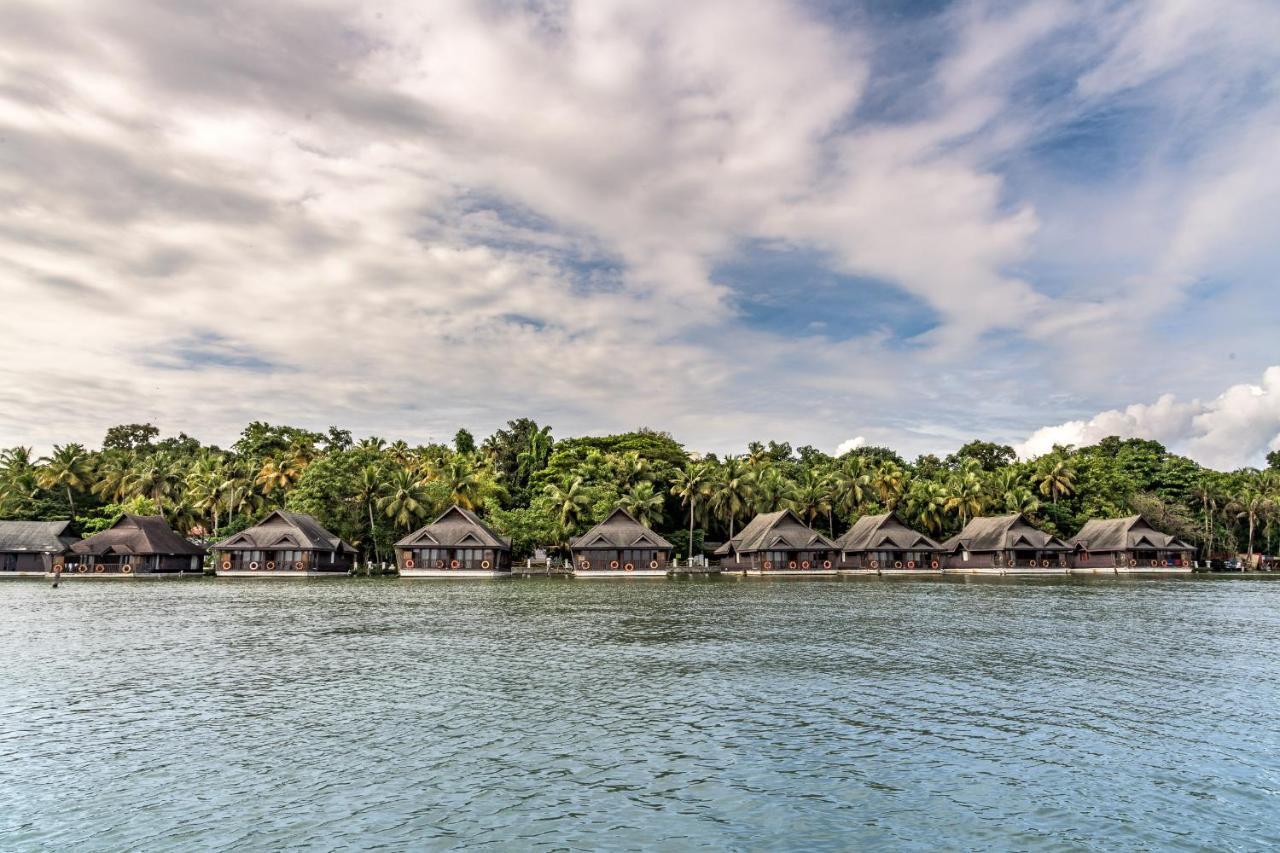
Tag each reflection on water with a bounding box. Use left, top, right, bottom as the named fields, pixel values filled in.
left=3, top=575, right=1280, bottom=850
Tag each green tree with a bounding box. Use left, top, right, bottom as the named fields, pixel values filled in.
left=670, top=463, right=711, bottom=560
left=617, top=481, right=664, bottom=528
left=38, top=443, right=92, bottom=517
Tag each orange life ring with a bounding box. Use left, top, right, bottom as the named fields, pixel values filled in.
left=1129, top=558, right=1137, bottom=567
left=906, top=560, right=916, bottom=569
left=869, top=559, right=879, bottom=569
left=822, top=560, right=832, bottom=569
left=77, top=564, right=87, bottom=573
left=580, top=561, right=591, bottom=570
left=481, top=560, right=491, bottom=569
left=249, top=561, right=259, bottom=571
left=930, top=560, right=940, bottom=569
left=1150, top=559, right=1158, bottom=568
left=788, top=561, right=798, bottom=569
left=894, top=561, right=903, bottom=569
left=801, top=560, right=810, bottom=569
left=624, top=564, right=634, bottom=572
left=266, top=561, right=276, bottom=571
left=94, top=565, right=104, bottom=573
left=294, top=561, right=304, bottom=570
left=435, top=560, right=445, bottom=568
left=122, top=564, right=133, bottom=574
left=1007, top=558, right=1017, bottom=567
left=763, top=560, right=773, bottom=569
left=1041, top=560, right=1050, bottom=568
left=608, top=560, right=618, bottom=569
left=221, top=560, right=231, bottom=570
left=1161, top=559, right=1168, bottom=567
left=450, top=560, right=460, bottom=569
left=649, top=561, right=659, bottom=569
left=404, top=558, right=415, bottom=569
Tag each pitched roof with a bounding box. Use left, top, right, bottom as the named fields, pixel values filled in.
left=0, top=520, right=77, bottom=553
left=570, top=508, right=673, bottom=550
left=714, top=509, right=836, bottom=556
left=940, top=514, right=1069, bottom=552
left=71, top=514, right=205, bottom=556
left=395, top=505, right=511, bottom=550
left=211, top=510, right=355, bottom=552
left=836, top=513, right=941, bottom=552
left=1070, top=515, right=1194, bottom=552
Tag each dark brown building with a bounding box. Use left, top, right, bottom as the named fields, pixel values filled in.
left=395, top=505, right=512, bottom=577
left=836, top=513, right=942, bottom=571
left=70, top=514, right=204, bottom=576
left=940, top=513, right=1070, bottom=572
left=212, top=510, right=355, bottom=576
left=715, top=509, right=838, bottom=574
left=571, top=508, right=673, bottom=576
left=1069, top=515, right=1194, bottom=572
left=0, top=520, right=77, bottom=577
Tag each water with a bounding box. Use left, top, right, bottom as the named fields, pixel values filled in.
left=3, top=575, right=1280, bottom=851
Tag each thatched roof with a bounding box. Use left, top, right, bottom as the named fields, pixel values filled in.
left=72, top=515, right=205, bottom=556
left=212, top=510, right=356, bottom=553
left=836, top=513, right=941, bottom=552
left=1070, top=515, right=1194, bottom=552
left=940, top=514, right=1069, bottom=553
left=571, top=508, right=673, bottom=551
left=714, top=509, right=836, bottom=556
left=0, top=520, right=77, bottom=553
left=395, top=505, right=511, bottom=550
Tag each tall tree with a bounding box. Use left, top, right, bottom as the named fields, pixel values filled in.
left=38, top=444, right=92, bottom=517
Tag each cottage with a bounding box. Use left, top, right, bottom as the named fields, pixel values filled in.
left=571, top=508, right=673, bottom=577
left=836, top=513, right=943, bottom=572
left=0, top=520, right=78, bottom=577
left=69, top=514, right=204, bottom=577
left=395, top=505, right=512, bottom=577
left=1069, top=515, right=1195, bottom=573
left=715, top=509, right=838, bottom=575
left=940, top=514, right=1070, bottom=574
left=211, top=510, right=355, bottom=577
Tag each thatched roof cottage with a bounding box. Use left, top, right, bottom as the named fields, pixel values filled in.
left=571, top=508, right=673, bottom=576
left=1069, top=515, right=1194, bottom=573
left=395, top=505, right=512, bottom=577
left=70, top=514, right=204, bottom=577
left=0, top=520, right=78, bottom=577
left=212, top=510, right=355, bottom=577
left=940, top=514, right=1070, bottom=573
left=836, top=513, right=943, bottom=572
left=715, top=509, right=838, bottom=574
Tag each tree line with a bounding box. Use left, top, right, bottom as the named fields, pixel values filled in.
left=3, top=419, right=1279, bottom=560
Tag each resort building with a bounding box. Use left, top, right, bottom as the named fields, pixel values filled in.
left=395, top=505, right=512, bottom=577
left=212, top=510, right=355, bottom=577
left=571, top=508, right=674, bottom=577
left=836, top=513, right=943, bottom=572
left=941, top=514, right=1071, bottom=574
left=0, top=520, right=78, bottom=577
left=69, top=514, right=205, bottom=577
left=715, top=509, right=839, bottom=575
left=1069, top=515, right=1195, bottom=573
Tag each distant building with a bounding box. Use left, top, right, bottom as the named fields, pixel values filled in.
left=212, top=510, right=355, bottom=577
left=395, top=505, right=513, bottom=577
left=1069, top=515, right=1195, bottom=573
left=715, top=509, right=838, bottom=574
left=70, top=514, right=204, bottom=576
left=836, top=513, right=943, bottom=571
left=941, top=514, right=1070, bottom=573
left=571, top=508, right=673, bottom=577
left=0, top=520, right=77, bottom=577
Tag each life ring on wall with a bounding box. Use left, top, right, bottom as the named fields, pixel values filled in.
left=1129, top=558, right=1137, bottom=567
left=1150, top=559, right=1158, bottom=568
left=894, top=561, right=903, bottom=569
left=266, top=561, right=276, bottom=571
left=788, top=560, right=798, bottom=569
left=930, top=560, right=940, bottom=569
left=801, top=560, right=810, bottom=569
left=94, top=565, right=104, bottom=573
left=1041, top=560, right=1050, bottom=568
left=906, top=560, right=916, bottom=569
left=649, top=561, right=659, bottom=569
left=249, top=561, right=259, bottom=571
left=1161, top=559, right=1168, bottom=567
left=1007, top=558, right=1017, bottom=568
left=869, top=559, right=879, bottom=569
left=481, top=560, right=491, bottom=569
left=121, top=564, right=133, bottom=574
left=435, top=560, right=445, bottom=568
left=404, top=558, right=415, bottom=569
left=221, top=560, right=231, bottom=570
left=580, top=561, right=591, bottom=571
left=450, top=560, right=461, bottom=569
left=295, top=561, right=304, bottom=570
left=624, top=564, right=634, bottom=572
left=763, top=560, right=773, bottom=570
left=77, top=564, right=88, bottom=573
left=822, top=560, right=832, bottom=569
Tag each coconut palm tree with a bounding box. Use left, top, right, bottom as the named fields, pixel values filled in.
left=1036, top=455, right=1076, bottom=508
left=787, top=468, right=833, bottom=531
left=1231, top=471, right=1273, bottom=566
left=516, top=425, right=554, bottom=484
left=125, top=451, right=183, bottom=515
left=379, top=468, right=431, bottom=531
left=751, top=463, right=791, bottom=514
left=612, top=451, right=653, bottom=490
left=871, top=461, right=905, bottom=510
left=711, top=456, right=753, bottom=541
left=353, top=463, right=387, bottom=563
left=617, top=482, right=664, bottom=529
left=38, top=443, right=92, bottom=517
left=904, top=479, right=948, bottom=535
left=545, top=476, right=591, bottom=539
left=255, top=455, right=303, bottom=502
left=670, top=463, right=711, bottom=559
left=93, top=451, right=135, bottom=503
left=834, top=455, right=871, bottom=520
left=944, top=464, right=985, bottom=527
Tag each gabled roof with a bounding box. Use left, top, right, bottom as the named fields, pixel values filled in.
left=714, top=509, right=836, bottom=556
left=570, top=508, right=673, bottom=550
left=211, top=510, right=355, bottom=552
left=940, top=514, right=1069, bottom=553
left=0, top=520, right=77, bottom=553
left=836, top=513, right=941, bottom=552
left=395, top=505, right=511, bottom=550
left=1070, top=515, right=1194, bottom=552
left=71, top=514, right=204, bottom=556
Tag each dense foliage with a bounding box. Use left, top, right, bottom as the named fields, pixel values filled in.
left=2, top=423, right=1279, bottom=561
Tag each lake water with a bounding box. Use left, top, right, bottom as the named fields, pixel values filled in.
left=3, top=575, right=1280, bottom=851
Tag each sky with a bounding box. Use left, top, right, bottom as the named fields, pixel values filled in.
left=1, top=0, right=1279, bottom=470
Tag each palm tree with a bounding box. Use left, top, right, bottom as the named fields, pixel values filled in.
left=435, top=455, right=502, bottom=510
left=516, top=425, right=554, bottom=484
left=904, top=479, right=948, bottom=535
left=185, top=454, right=226, bottom=534
left=38, top=443, right=91, bottom=517
left=545, top=476, right=591, bottom=541
left=255, top=455, right=302, bottom=502
left=617, top=482, right=664, bottom=529
left=787, top=468, right=833, bottom=531
left=872, top=461, right=905, bottom=510
left=670, top=463, right=711, bottom=560
left=1232, top=471, right=1273, bottom=566
left=710, top=456, right=753, bottom=541
left=612, top=451, right=653, bottom=490
left=751, top=464, right=791, bottom=514
left=353, top=464, right=386, bottom=563
left=1036, top=455, right=1076, bottom=508
left=93, top=451, right=135, bottom=503
left=834, top=455, right=871, bottom=520
left=944, top=464, right=985, bottom=527
left=379, top=468, right=430, bottom=530
left=125, top=451, right=182, bottom=514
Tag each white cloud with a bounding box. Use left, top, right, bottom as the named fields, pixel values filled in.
left=1016, top=366, right=1280, bottom=469
left=836, top=436, right=867, bottom=456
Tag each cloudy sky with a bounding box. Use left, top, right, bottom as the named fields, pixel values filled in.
left=2, top=0, right=1279, bottom=469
